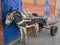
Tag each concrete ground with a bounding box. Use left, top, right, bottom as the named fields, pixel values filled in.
left=13, top=17, right=60, bottom=45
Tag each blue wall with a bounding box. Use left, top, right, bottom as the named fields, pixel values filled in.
left=2, top=0, right=22, bottom=45
left=44, top=0, right=50, bottom=16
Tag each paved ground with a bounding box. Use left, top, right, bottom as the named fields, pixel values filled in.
left=13, top=17, right=60, bottom=45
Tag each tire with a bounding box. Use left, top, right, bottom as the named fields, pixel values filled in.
left=50, top=26, right=58, bottom=36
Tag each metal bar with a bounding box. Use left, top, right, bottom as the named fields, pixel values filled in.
left=34, top=0, right=37, bottom=5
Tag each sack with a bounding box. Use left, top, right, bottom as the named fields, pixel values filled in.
left=47, top=15, right=58, bottom=24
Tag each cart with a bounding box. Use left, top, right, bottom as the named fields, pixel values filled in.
left=39, top=16, right=58, bottom=36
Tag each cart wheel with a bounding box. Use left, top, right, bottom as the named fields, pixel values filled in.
left=50, top=26, right=58, bottom=36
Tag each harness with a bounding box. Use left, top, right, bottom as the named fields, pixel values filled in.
left=13, top=11, right=22, bottom=23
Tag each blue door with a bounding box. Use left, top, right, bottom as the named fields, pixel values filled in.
left=2, top=0, right=22, bottom=45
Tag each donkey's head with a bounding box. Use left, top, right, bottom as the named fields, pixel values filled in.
left=5, top=9, right=16, bottom=27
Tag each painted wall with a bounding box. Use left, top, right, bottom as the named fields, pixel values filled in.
left=22, top=0, right=44, bottom=16
left=50, top=0, right=56, bottom=15
left=22, top=0, right=56, bottom=16
left=55, top=0, right=60, bottom=16
left=0, top=0, right=4, bottom=45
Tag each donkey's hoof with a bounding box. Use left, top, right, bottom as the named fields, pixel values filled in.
left=39, top=29, right=42, bottom=32
left=39, top=30, right=41, bottom=32
left=20, top=39, right=23, bottom=41
left=35, top=35, right=37, bottom=38
left=24, top=42, right=27, bottom=45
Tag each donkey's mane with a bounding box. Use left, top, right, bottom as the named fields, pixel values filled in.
left=8, top=8, right=21, bottom=15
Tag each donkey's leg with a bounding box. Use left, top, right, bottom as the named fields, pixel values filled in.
left=19, top=27, right=24, bottom=41
left=23, top=27, right=28, bottom=45
left=34, top=23, right=39, bottom=38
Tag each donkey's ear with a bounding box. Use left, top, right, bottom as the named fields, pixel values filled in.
left=9, top=7, right=13, bottom=13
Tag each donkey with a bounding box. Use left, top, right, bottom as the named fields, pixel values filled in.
left=5, top=9, right=39, bottom=45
